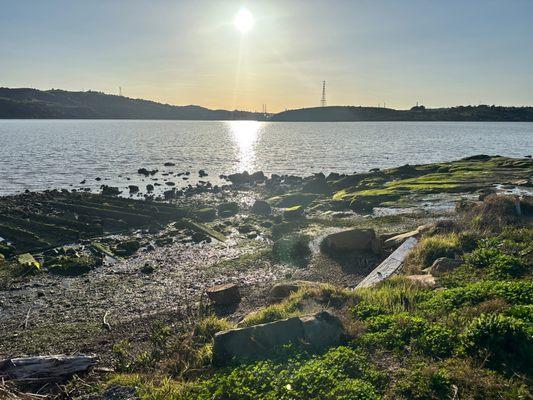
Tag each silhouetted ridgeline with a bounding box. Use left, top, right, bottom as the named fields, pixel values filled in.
left=0, top=88, right=262, bottom=120
left=271, top=105, right=533, bottom=122
left=1, top=88, right=533, bottom=121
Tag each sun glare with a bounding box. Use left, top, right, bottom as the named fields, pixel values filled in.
left=234, top=8, right=254, bottom=33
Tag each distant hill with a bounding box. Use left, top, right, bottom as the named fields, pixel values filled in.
left=0, top=88, right=263, bottom=120
left=271, top=105, right=533, bottom=122
left=2, top=88, right=533, bottom=121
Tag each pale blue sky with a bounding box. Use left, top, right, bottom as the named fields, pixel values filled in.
left=1, top=0, right=532, bottom=111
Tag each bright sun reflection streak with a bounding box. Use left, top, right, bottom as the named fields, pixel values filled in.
left=227, top=121, right=261, bottom=172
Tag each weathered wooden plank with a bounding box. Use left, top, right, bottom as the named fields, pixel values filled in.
left=47, top=201, right=153, bottom=225
left=356, top=237, right=418, bottom=288
left=0, top=224, right=50, bottom=250
left=0, top=215, right=80, bottom=241
left=0, top=355, right=97, bottom=382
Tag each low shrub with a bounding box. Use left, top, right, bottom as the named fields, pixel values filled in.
left=462, top=314, right=532, bottom=373
left=421, top=280, right=533, bottom=313
left=465, top=247, right=526, bottom=279
left=416, top=324, right=456, bottom=358
left=364, top=314, right=427, bottom=350
left=390, top=363, right=451, bottom=400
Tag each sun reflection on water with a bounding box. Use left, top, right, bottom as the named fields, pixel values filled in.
left=227, top=120, right=262, bottom=172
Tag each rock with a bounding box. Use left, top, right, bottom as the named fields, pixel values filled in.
left=301, top=311, right=344, bottom=350
left=428, top=257, right=463, bottom=276
left=251, top=200, right=271, bottom=215
left=164, top=189, right=176, bottom=199
left=218, top=202, right=240, bottom=217
left=383, top=224, right=433, bottom=249
left=303, top=174, right=331, bottom=194
left=206, top=283, right=241, bottom=305
left=115, top=240, right=141, bottom=256
left=17, top=253, right=40, bottom=270
left=213, top=311, right=343, bottom=365
left=164, top=162, right=175, bottom=166
left=270, top=283, right=301, bottom=300
left=199, top=169, right=208, bottom=177
left=165, top=181, right=175, bottom=186
left=138, top=168, right=158, bottom=176
left=101, top=185, right=121, bottom=196
left=146, top=184, right=154, bottom=192
left=140, top=263, right=155, bottom=274
left=250, top=171, right=266, bottom=182
left=227, top=171, right=251, bottom=185
left=321, top=229, right=376, bottom=253
left=405, top=274, right=436, bottom=287
left=283, top=205, right=304, bottom=220
left=194, top=207, right=217, bottom=222
left=128, top=185, right=139, bottom=194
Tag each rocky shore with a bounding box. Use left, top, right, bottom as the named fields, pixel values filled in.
left=0, top=155, right=531, bottom=398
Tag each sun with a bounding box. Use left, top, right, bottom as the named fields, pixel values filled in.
left=234, top=8, right=254, bottom=33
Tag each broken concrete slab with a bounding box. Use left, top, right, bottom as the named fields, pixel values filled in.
left=213, top=311, right=343, bottom=365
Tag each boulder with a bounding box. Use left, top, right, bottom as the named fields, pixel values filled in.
left=251, top=200, right=271, bottom=215
left=250, top=171, right=266, bottom=182
left=146, top=184, right=154, bottom=192
left=101, top=185, right=121, bottom=196
left=302, top=174, right=331, bottom=194
left=227, top=171, right=251, bottom=185
left=213, top=316, right=303, bottom=365
left=321, top=229, right=376, bottom=253
left=128, top=185, right=139, bottom=194
left=428, top=257, right=463, bottom=276
left=213, top=311, right=343, bottom=365
left=207, top=283, right=241, bottom=305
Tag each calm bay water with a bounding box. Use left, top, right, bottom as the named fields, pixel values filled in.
left=0, top=120, right=532, bottom=196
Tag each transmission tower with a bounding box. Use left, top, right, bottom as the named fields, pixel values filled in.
left=320, top=80, right=327, bottom=107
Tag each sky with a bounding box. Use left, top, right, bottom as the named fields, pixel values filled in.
left=1, top=0, right=533, bottom=112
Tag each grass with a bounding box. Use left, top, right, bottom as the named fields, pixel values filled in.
left=406, top=233, right=462, bottom=270
left=96, top=195, right=532, bottom=400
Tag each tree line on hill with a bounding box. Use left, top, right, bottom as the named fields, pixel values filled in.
left=1, top=87, right=532, bottom=121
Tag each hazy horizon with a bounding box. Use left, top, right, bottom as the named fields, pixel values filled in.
left=2, top=0, right=533, bottom=112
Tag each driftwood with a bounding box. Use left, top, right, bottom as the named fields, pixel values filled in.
left=0, top=355, right=97, bottom=382
left=356, top=237, right=418, bottom=288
